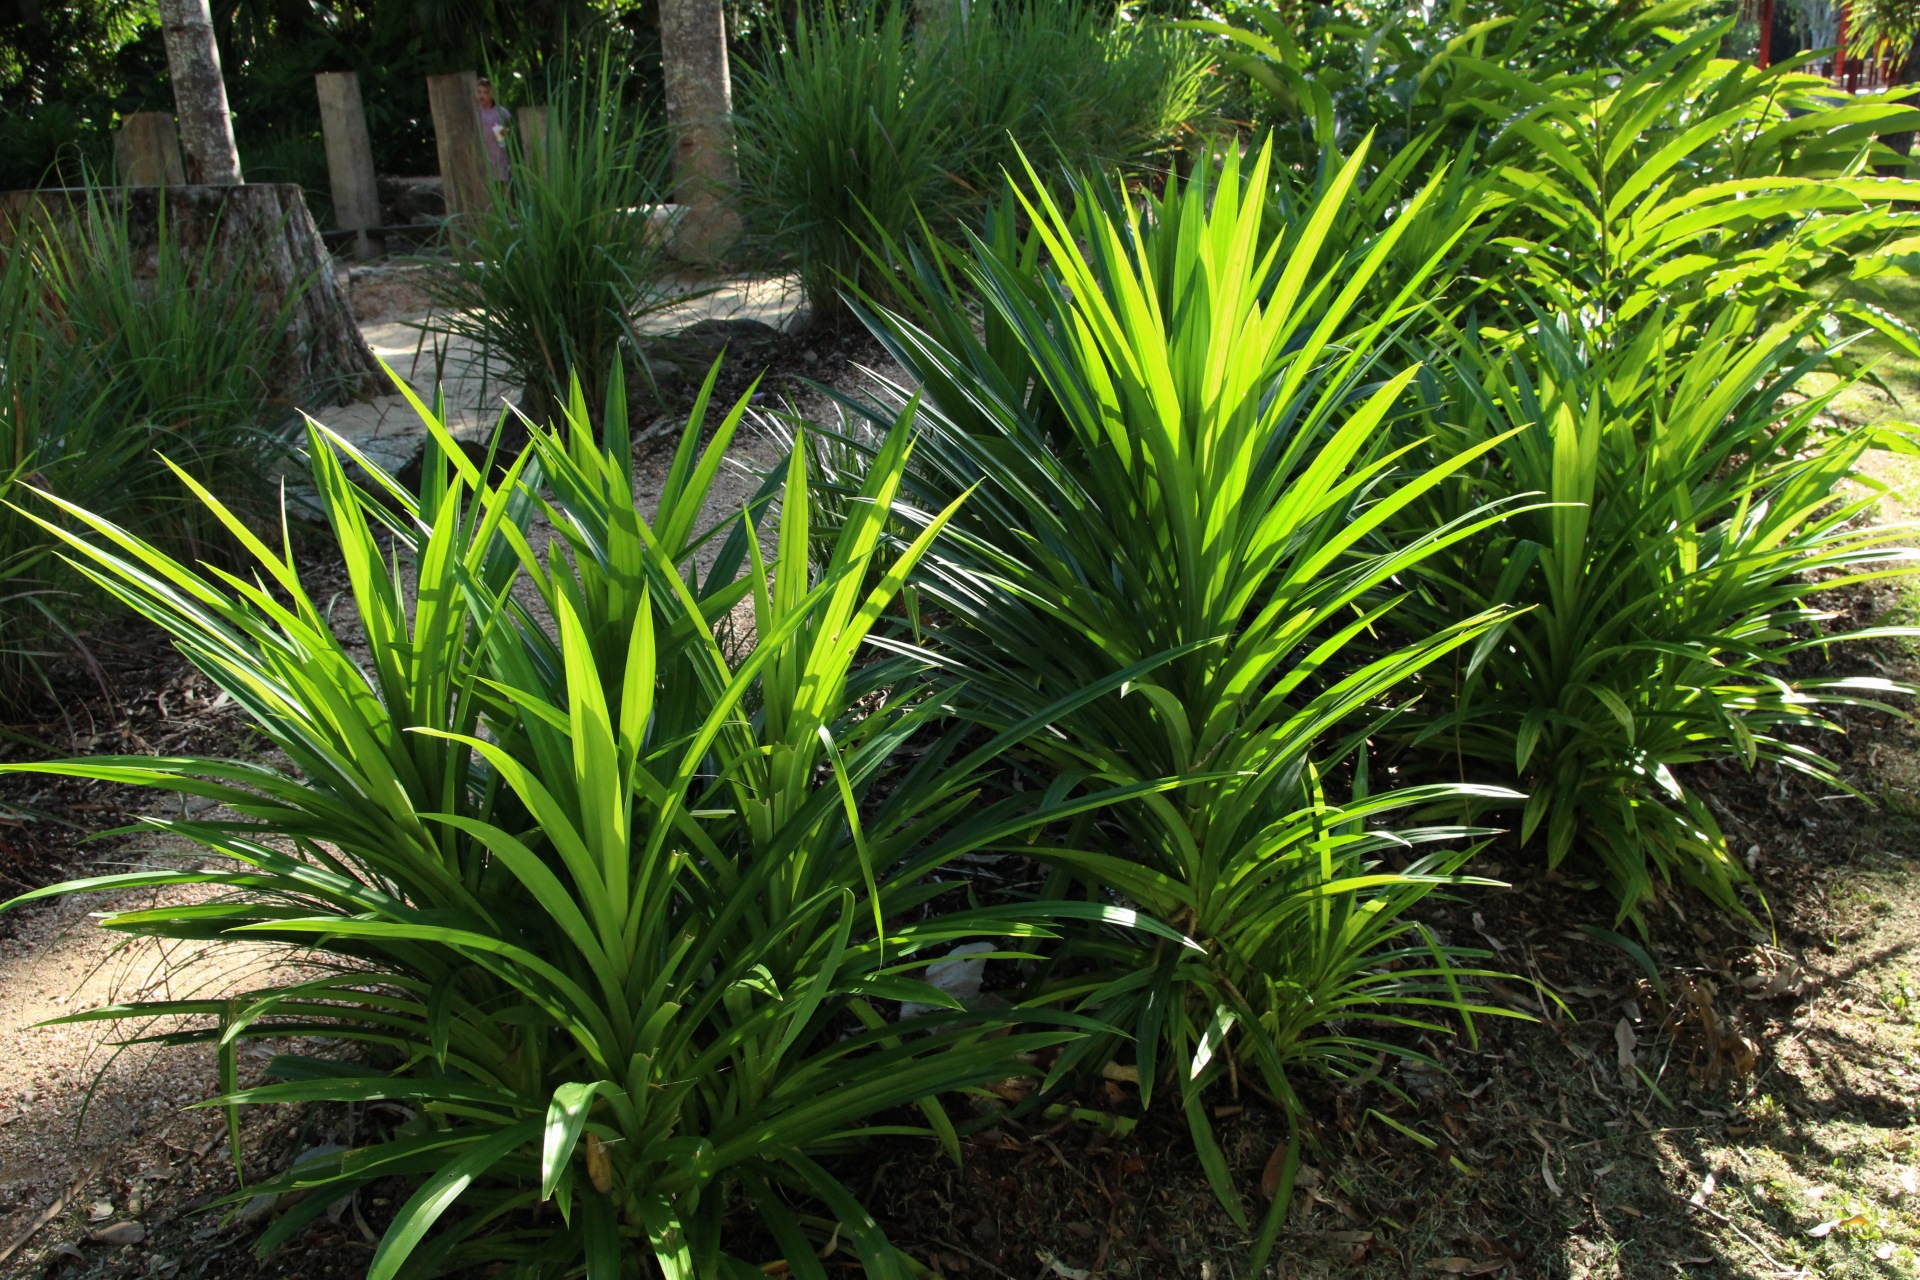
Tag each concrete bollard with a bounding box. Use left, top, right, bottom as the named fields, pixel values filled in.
left=315, top=71, right=383, bottom=260
left=426, top=71, right=490, bottom=243
left=516, top=105, right=553, bottom=178
left=114, top=113, right=186, bottom=187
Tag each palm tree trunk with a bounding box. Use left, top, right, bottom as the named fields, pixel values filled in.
left=157, top=0, right=242, bottom=186
left=658, top=0, right=741, bottom=263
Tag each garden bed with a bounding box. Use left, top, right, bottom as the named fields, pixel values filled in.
left=2, top=334, right=1918, bottom=1276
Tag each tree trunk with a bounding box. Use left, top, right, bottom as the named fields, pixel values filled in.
left=916, top=0, right=970, bottom=37
left=1, top=185, right=382, bottom=406
left=158, top=0, right=242, bottom=186
left=658, top=0, right=741, bottom=264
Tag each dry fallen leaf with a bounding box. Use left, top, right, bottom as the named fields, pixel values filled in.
left=1036, top=1251, right=1091, bottom=1280
left=1426, top=1258, right=1504, bottom=1276
left=1541, top=1154, right=1562, bottom=1198
left=87, top=1221, right=145, bottom=1247
left=1727, top=1034, right=1759, bottom=1078
left=1615, top=1017, right=1638, bottom=1082
left=1690, top=1172, right=1717, bottom=1207
left=1876, top=1243, right=1897, bottom=1261
left=585, top=1132, right=613, bottom=1194
left=1327, top=1230, right=1373, bottom=1245
left=1740, top=960, right=1810, bottom=999
left=1806, top=1213, right=1870, bottom=1238
left=1259, top=1140, right=1290, bottom=1199
left=1900, top=1167, right=1918, bottom=1198
left=985, top=1077, right=1036, bottom=1103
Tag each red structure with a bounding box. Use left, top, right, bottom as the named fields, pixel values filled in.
left=1748, top=0, right=1898, bottom=90
left=1837, top=0, right=1851, bottom=86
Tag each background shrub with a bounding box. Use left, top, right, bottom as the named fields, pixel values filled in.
left=735, top=0, right=1216, bottom=319
left=923, top=0, right=1215, bottom=194
left=1356, top=16, right=1920, bottom=918
left=0, top=187, right=302, bottom=705
left=425, top=49, right=677, bottom=430
left=1391, top=307, right=1919, bottom=918
left=733, top=5, right=953, bottom=323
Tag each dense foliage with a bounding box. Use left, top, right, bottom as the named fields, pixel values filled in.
left=1365, top=17, right=1920, bottom=916
left=5, top=375, right=1186, bottom=1278
left=828, top=140, right=1524, bottom=1259
left=10, top=0, right=1920, bottom=1275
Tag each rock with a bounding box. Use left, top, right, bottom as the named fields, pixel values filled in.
left=392, top=435, right=526, bottom=502
left=680, top=317, right=781, bottom=343
left=900, top=941, right=998, bottom=1019
left=346, top=263, right=440, bottom=323
left=231, top=1191, right=278, bottom=1223
left=650, top=317, right=784, bottom=365
left=380, top=176, right=445, bottom=225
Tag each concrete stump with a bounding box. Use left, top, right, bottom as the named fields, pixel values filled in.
left=517, top=105, right=553, bottom=178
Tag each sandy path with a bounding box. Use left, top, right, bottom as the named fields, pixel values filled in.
left=0, top=818, right=289, bottom=1274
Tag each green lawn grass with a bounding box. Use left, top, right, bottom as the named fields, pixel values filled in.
left=1825, top=276, right=1920, bottom=521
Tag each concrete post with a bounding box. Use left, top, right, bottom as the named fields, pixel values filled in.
left=426, top=72, right=490, bottom=240
left=315, top=72, right=383, bottom=260
left=516, top=105, right=553, bottom=178
left=114, top=113, right=187, bottom=186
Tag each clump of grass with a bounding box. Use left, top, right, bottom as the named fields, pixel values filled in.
left=735, top=0, right=1215, bottom=319
left=0, top=378, right=1178, bottom=1276
left=926, top=0, right=1215, bottom=189
left=734, top=5, right=953, bottom=321
left=426, top=46, right=677, bottom=431
left=0, top=186, right=300, bottom=705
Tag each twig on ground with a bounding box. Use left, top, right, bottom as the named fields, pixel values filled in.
left=1677, top=1190, right=1805, bottom=1277
left=0, top=1148, right=112, bottom=1266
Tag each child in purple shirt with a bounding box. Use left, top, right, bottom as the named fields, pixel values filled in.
left=476, top=78, right=512, bottom=182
